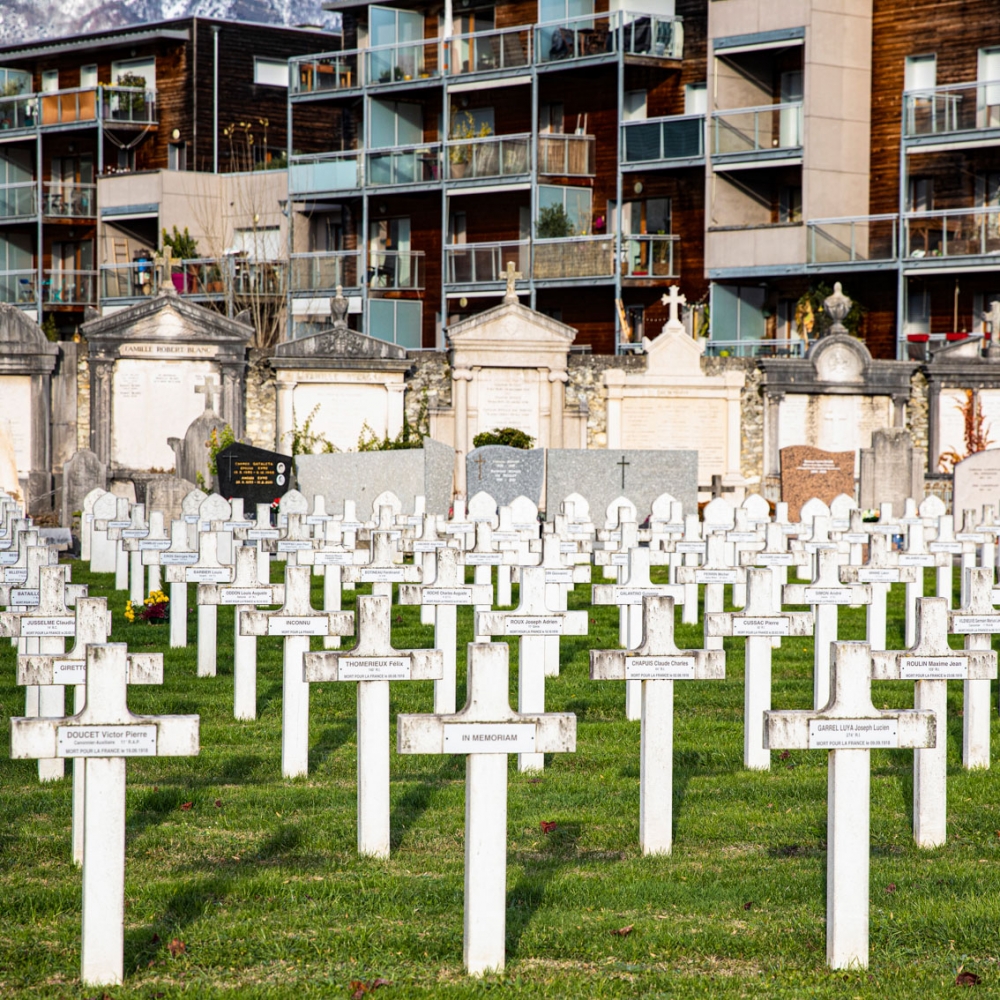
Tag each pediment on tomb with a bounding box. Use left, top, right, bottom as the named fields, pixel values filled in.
left=448, top=301, right=576, bottom=370
left=272, top=327, right=409, bottom=368
left=0, top=303, right=58, bottom=374
left=807, top=335, right=871, bottom=384
left=643, top=327, right=704, bottom=377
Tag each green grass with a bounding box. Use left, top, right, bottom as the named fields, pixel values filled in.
left=2, top=563, right=999, bottom=998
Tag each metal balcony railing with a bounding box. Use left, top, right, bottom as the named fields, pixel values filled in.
left=367, top=250, right=424, bottom=290
left=44, top=270, right=97, bottom=305
left=904, top=205, right=1000, bottom=259
left=294, top=51, right=360, bottom=93
left=623, top=113, right=704, bottom=163
left=904, top=80, right=1000, bottom=138
left=533, top=235, right=615, bottom=279
left=705, top=339, right=805, bottom=358
left=0, top=182, right=37, bottom=219
left=0, top=269, right=37, bottom=304
left=621, top=234, right=679, bottom=278
left=807, top=214, right=899, bottom=265
left=102, top=87, right=157, bottom=124
left=289, top=251, right=362, bottom=292
left=536, top=10, right=682, bottom=64
left=537, top=133, right=595, bottom=176
left=42, top=182, right=96, bottom=218
left=0, top=93, right=37, bottom=130
left=712, top=102, right=803, bottom=157
left=447, top=26, right=532, bottom=75
left=445, top=240, right=530, bottom=285
left=367, top=144, right=442, bottom=186
left=445, top=134, right=530, bottom=180
left=101, top=258, right=286, bottom=300
left=365, top=40, right=441, bottom=85
left=289, top=151, right=363, bottom=194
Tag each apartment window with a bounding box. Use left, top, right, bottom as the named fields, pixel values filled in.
left=254, top=57, right=289, bottom=87
left=711, top=284, right=765, bottom=346
left=369, top=99, right=422, bottom=148
left=41, top=70, right=59, bottom=93
left=623, top=90, right=647, bottom=122
left=779, top=184, right=802, bottom=223
left=369, top=6, right=426, bottom=81
left=979, top=48, right=1000, bottom=127
left=111, top=57, right=155, bottom=90
left=369, top=298, right=422, bottom=348
left=539, top=103, right=564, bottom=134
left=538, top=184, right=592, bottom=235
left=905, top=54, right=936, bottom=93
left=0, top=68, right=30, bottom=94
left=975, top=172, right=1000, bottom=236
left=167, top=142, right=187, bottom=171
left=684, top=83, right=707, bottom=116
left=80, top=65, right=98, bottom=88
left=908, top=177, right=934, bottom=212
left=904, top=285, right=930, bottom=335
left=230, top=226, right=282, bottom=261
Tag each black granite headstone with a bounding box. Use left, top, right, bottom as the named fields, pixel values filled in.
left=216, top=443, right=294, bottom=508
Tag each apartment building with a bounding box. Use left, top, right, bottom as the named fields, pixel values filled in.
left=0, top=17, right=337, bottom=336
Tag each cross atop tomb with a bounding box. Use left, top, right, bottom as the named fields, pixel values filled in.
left=503, top=260, right=522, bottom=301
left=764, top=641, right=935, bottom=970
left=660, top=285, right=687, bottom=331
left=194, top=375, right=221, bottom=413
left=397, top=641, right=575, bottom=976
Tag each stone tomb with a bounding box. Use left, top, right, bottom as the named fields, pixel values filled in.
left=465, top=445, right=544, bottom=507
left=858, top=428, right=925, bottom=514
left=216, top=442, right=294, bottom=507
left=271, top=327, right=410, bottom=453
left=780, top=445, right=855, bottom=522
left=546, top=449, right=697, bottom=520
left=81, top=292, right=251, bottom=476
left=952, top=450, right=1000, bottom=518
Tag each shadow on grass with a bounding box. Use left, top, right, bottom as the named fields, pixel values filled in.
left=390, top=756, right=464, bottom=851
left=308, top=723, right=355, bottom=772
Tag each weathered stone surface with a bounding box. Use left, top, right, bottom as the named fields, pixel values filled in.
left=953, top=450, right=1000, bottom=517
left=146, top=475, right=198, bottom=524
left=780, top=446, right=855, bottom=521
left=465, top=446, right=544, bottom=507
left=859, top=429, right=925, bottom=512
left=61, top=449, right=107, bottom=530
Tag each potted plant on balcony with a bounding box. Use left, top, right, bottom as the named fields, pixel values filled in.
left=534, top=203, right=575, bottom=278
left=162, top=226, right=199, bottom=293
left=449, top=109, right=492, bottom=179
left=108, top=72, right=147, bottom=120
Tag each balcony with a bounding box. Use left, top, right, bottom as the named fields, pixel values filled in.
left=445, top=240, right=530, bottom=286
left=0, top=181, right=37, bottom=220
left=289, top=151, right=362, bottom=195
left=368, top=250, right=424, bottom=290
left=621, top=234, right=679, bottom=280
left=42, top=182, right=96, bottom=218
left=533, top=235, right=615, bottom=281
left=367, top=144, right=442, bottom=186
left=537, top=133, right=595, bottom=177
left=44, top=270, right=97, bottom=306
left=903, top=81, right=1000, bottom=148
left=365, top=40, right=441, bottom=87
left=536, top=11, right=682, bottom=66
left=101, top=87, right=157, bottom=125
left=0, top=93, right=37, bottom=131
left=705, top=339, right=805, bottom=359
left=445, top=134, right=530, bottom=181
left=294, top=52, right=360, bottom=94
left=290, top=251, right=362, bottom=293
left=904, top=206, right=1000, bottom=267
left=447, top=27, right=532, bottom=76
left=807, top=215, right=898, bottom=269
left=100, top=259, right=285, bottom=303
left=0, top=269, right=37, bottom=305
left=711, top=103, right=803, bottom=167
left=622, top=114, right=704, bottom=168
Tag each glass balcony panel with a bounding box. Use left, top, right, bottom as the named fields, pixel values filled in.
left=103, top=87, right=156, bottom=124
left=367, top=250, right=423, bottom=290
left=44, top=270, right=97, bottom=305
left=367, top=145, right=441, bottom=186
left=100, top=263, right=156, bottom=299
left=904, top=207, right=1000, bottom=259
left=289, top=152, right=362, bottom=194
left=0, top=94, right=38, bottom=130
left=903, top=81, right=1000, bottom=137
left=40, top=88, right=98, bottom=126
left=705, top=339, right=804, bottom=358
left=537, top=134, right=595, bottom=176
left=0, top=182, right=37, bottom=219
left=712, top=103, right=803, bottom=156
left=42, top=182, right=96, bottom=217
left=623, top=114, right=703, bottom=164
left=621, top=234, right=679, bottom=278
left=0, top=269, right=37, bottom=304
left=295, top=52, right=360, bottom=93
left=536, top=11, right=682, bottom=65
left=290, top=251, right=362, bottom=292
left=533, top=235, right=615, bottom=279
left=445, top=241, right=529, bottom=284
left=446, top=135, right=530, bottom=180
left=807, top=215, right=898, bottom=264
left=448, top=28, right=532, bottom=75
left=365, top=41, right=440, bottom=84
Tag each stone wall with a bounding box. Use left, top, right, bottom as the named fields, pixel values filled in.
left=702, top=355, right=763, bottom=491
left=405, top=350, right=452, bottom=432
left=244, top=349, right=277, bottom=451
left=907, top=369, right=929, bottom=462
left=566, top=353, right=644, bottom=449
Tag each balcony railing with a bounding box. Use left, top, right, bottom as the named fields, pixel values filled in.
left=623, top=114, right=704, bottom=164
left=807, top=214, right=898, bottom=265
left=537, top=133, right=595, bottom=176
left=368, top=250, right=424, bottom=290
left=44, top=270, right=97, bottom=306
left=290, top=251, right=362, bottom=292
left=365, top=40, right=440, bottom=85
left=904, top=206, right=1000, bottom=260
left=0, top=182, right=37, bottom=219
left=367, top=144, right=441, bottom=186
left=0, top=93, right=37, bottom=130
left=445, top=240, right=529, bottom=285
left=0, top=269, right=37, bottom=304
left=42, top=182, right=96, bottom=218
left=903, top=80, right=1000, bottom=139
left=289, top=151, right=362, bottom=194
left=295, top=52, right=360, bottom=93
left=0, top=86, right=156, bottom=130
left=447, top=26, right=532, bottom=76
left=533, top=235, right=615, bottom=279
left=445, top=134, right=530, bottom=180
left=536, top=11, right=682, bottom=64
left=102, top=87, right=157, bottom=124
left=705, top=339, right=805, bottom=359
left=621, top=234, right=679, bottom=278
left=712, top=102, right=803, bottom=158
left=101, top=259, right=286, bottom=301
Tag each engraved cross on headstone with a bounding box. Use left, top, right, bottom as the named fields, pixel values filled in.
left=194, top=374, right=221, bottom=413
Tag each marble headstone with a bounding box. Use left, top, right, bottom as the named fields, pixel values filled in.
left=61, top=450, right=107, bottom=531
left=780, top=445, right=855, bottom=521
left=859, top=428, right=925, bottom=513
left=465, top=446, right=544, bottom=507
left=953, top=450, right=1000, bottom=517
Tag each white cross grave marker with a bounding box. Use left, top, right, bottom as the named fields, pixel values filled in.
left=159, top=519, right=199, bottom=649
left=840, top=533, right=917, bottom=652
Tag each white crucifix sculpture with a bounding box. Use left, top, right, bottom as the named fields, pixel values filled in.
left=96, top=496, right=132, bottom=592
left=399, top=545, right=492, bottom=714
left=784, top=547, right=871, bottom=710
left=275, top=509, right=316, bottom=565
left=839, top=533, right=917, bottom=652
left=159, top=519, right=199, bottom=648
left=872, top=596, right=996, bottom=848
left=344, top=529, right=422, bottom=598
left=89, top=492, right=118, bottom=573
left=905, top=521, right=948, bottom=647
left=593, top=545, right=684, bottom=721
left=303, top=594, right=443, bottom=858
left=118, top=503, right=150, bottom=605
left=16, top=595, right=146, bottom=866
left=241, top=565, right=355, bottom=777
left=137, top=510, right=170, bottom=594
left=591, top=595, right=724, bottom=855
left=707, top=567, right=814, bottom=770
left=188, top=495, right=234, bottom=678
left=311, top=517, right=357, bottom=649
left=928, top=514, right=959, bottom=606
left=677, top=532, right=743, bottom=653
left=397, top=641, right=575, bottom=976
left=247, top=502, right=280, bottom=586
left=740, top=521, right=810, bottom=648
left=11, top=643, right=199, bottom=987
left=950, top=567, right=1000, bottom=770
left=541, top=532, right=589, bottom=678
left=477, top=566, right=587, bottom=771
left=408, top=513, right=447, bottom=624
left=765, top=641, right=935, bottom=969
left=198, top=545, right=285, bottom=721
left=660, top=285, right=686, bottom=330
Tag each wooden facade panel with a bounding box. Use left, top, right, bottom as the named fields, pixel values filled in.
left=536, top=285, right=616, bottom=353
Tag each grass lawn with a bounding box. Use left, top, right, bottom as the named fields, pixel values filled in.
left=1, top=561, right=999, bottom=998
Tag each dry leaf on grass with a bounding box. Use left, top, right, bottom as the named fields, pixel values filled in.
left=540, top=821, right=558, bottom=834
left=350, top=978, right=392, bottom=998
left=610, top=925, right=633, bottom=937
left=167, top=938, right=186, bottom=958
left=956, top=969, right=981, bottom=986
left=180, top=802, right=193, bottom=811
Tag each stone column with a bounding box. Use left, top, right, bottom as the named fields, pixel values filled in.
left=221, top=365, right=246, bottom=440
left=452, top=367, right=473, bottom=496
left=89, top=358, right=114, bottom=466
left=603, top=368, right=626, bottom=449
left=548, top=370, right=568, bottom=449
left=29, top=371, right=53, bottom=513
left=926, top=379, right=942, bottom=479
left=724, top=379, right=743, bottom=490
left=385, top=381, right=406, bottom=438
left=765, top=391, right=783, bottom=478
left=274, top=375, right=296, bottom=454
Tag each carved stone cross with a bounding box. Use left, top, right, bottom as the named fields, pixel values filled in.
left=660, top=285, right=687, bottom=328
left=504, top=260, right=522, bottom=299
left=194, top=374, right=221, bottom=413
